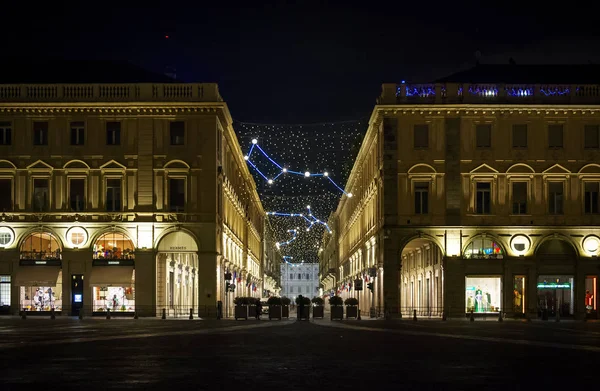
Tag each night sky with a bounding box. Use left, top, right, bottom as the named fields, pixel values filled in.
left=4, top=2, right=600, bottom=264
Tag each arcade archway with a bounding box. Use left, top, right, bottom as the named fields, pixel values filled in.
left=156, top=231, right=199, bottom=317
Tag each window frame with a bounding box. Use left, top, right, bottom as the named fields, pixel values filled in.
left=104, top=176, right=123, bottom=212
left=510, top=180, right=529, bottom=215
left=475, top=181, right=492, bottom=215
left=511, top=124, right=528, bottom=149
left=0, top=176, right=13, bottom=212
left=413, top=124, right=429, bottom=149
left=475, top=124, right=492, bottom=148
left=105, top=121, right=122, bottom=146
left=67, top=176, right=87, bottom=212
left=70, top=121, right=86, bottom=146
left=548, top=123, right=564, bottom=149
left=169, top=121, right=185, bottom=146
left=0, top=121, right=12, bottom=146
left=547, top=180, right=565, bottom=215
left=582, top=179, right=600, bottom=215
left=31, top=176, right=51, bottom=212
left=33, top=121, right=49, bottom=146
left=167, top=176, right=187, bottom=212
left=413, top=181, right=430, bottom=215
left=584, top=124, right=600, bottom=149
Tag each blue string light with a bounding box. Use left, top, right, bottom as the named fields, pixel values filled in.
left=282, top=256, right=306, bottom=267
left=267, top=206, right=332, bottom=234
left=275, top=229, right=298, bottom=248
left=244, top=139, right=353, bottom=198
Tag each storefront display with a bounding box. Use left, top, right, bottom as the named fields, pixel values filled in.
left=92, top=286, right=135, bottom=312
left=93, top=232, right=135, bottom=260
left=464, top=237, right=503, bottom=259
left=513, top=276, right=525, bottom=314
left=585, top=276, right=596, bottom=316
left=0, top=275, right=10, bottom=313
left=465, top=276, right=501, bottom=313
left=537, top=275, right=574, bottom=317
left=20, top=271, right=62, bottom=311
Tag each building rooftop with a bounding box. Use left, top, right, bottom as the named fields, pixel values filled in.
left=0, top=60, right=176, bottom=84
left=435, top=64, right=600, bottom=84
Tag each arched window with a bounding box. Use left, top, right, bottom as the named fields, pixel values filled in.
left=93, top=232, right=135, bottom=260
left=20, top=232, right=62, bottom=260
left=464, top=236, right=504, bottom=259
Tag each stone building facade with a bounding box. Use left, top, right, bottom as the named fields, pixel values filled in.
left=321, top=65, right=600, bottom=320
left=0, top=74, right=276, bottom=317
left=280, top=262, right=319, bottom=303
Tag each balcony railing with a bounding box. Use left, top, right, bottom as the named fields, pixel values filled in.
left=378, top=82, right=600, bottom=105
left=0, top=83, right=222, bottom=103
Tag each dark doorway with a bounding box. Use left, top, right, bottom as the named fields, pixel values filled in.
left=71, top=274, right=84, bottom=316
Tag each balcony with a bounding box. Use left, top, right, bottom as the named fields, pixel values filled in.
left=0, top=83, right=222, bottom=103
left=378, top=83, right=600, bottom=105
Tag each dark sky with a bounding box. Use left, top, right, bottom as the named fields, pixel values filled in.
left=4, top=2, right=600, bottom=122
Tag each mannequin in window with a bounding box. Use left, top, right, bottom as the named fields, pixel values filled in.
left=585, top=290, right=594, bottom=313
left=475, top=287, right=483, bottom=312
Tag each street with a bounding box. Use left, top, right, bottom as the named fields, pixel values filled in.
left=1, top=317, right=599, bottom=390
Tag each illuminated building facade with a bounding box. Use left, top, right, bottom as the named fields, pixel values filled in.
left=280, top=262, right=319, bottom=303
left=0, top=69, right=270, bottom=317
left=323, top=65, right=600, bottom=320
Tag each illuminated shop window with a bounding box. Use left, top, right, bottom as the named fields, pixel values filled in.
left=465, top=276, right=502, bottom=313
left=20, top=232, right=62, bottom=260
left=20, top=271, right=62, bottom=312
left=93, top=232, right=135, bottom=260
left=464, top=236, right=503, bottom=259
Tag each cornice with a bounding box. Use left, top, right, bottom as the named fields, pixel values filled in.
left=0, top=103, right=227, bottom=115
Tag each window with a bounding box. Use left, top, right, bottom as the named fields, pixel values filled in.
left=106, top=122, right=121, bottom=145
left=69, top=178, right=85, bottom=211
left=0, top=275, right=10, bottom=307
left=464, top=236, right=503, bottom=259
left=93, top=232, right=135, bottom=260
left=548, top=125, right=563, bottom=148
left=413, top=125, right=429, bottom=148
left=33, top=122, right=48, bottom=146
left=548, top=182, right=564, bottom=215
left=0, top=232, right=11, bottom=245
left=476, top=124, right=491, bottom=148
left=585, top=182, right=599, bottom=214
left=106, top=179, right=122, bottom=212
left=170, top=121, right=185, bottom=145
left=32, top=178, right=49, bottom=211
left=0, top=179, right=11, bottom=211
left=512, top=124, right=528, bottom=148
left=70, top=122, right=85, bottom=145
left=512, top=182, right=527, bottom=215
left=297, top=273, right=301, bottom=279
left=0, top=122, right=11, bottom=146
left=585, top=125, right=600, bottom=149
left=168, top=178, right=185, bottom=212
left=414, top=182, right=429, bottom=214
left=475, top=182, right=491, bottom=214
left=290, top=273, right=294, bottom=280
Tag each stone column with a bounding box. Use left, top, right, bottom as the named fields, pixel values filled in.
left=135, top=250, right=156, bottom=317
left=197, top=251, right=217, bottom=317
left=383, top=242, right=401, bottom=318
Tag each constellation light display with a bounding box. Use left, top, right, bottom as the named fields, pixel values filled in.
left=276, top=229, right=298, bottom=248
left=244, top=138, right=353, bottom=198
left=234, top=119, right=368, bottom=264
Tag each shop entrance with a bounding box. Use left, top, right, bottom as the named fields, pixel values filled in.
left=71, top=274, right=83, bottom=316
left=537, top=275, right=574, bottom=318
left=585, top=276, right=597, bottom=319
left=156, top=231, right=199, bottom=317
left=400, top=238, right=444, bottom=317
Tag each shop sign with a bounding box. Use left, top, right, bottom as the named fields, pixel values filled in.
left=158, top=232, right=198, bottom=252
left=19, top=259, right=62, bottom=267
left=93, top=259, right=135, bottom=267
left=466, top=286, right=475, bottom=291
left=537, top=282, right=571, bottom=289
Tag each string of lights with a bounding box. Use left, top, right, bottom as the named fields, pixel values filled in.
left=275, top=229, right=298, bottom=248
left=234, top=119, right=368, bottom=264
left=244, top=138, right=353, bottom=198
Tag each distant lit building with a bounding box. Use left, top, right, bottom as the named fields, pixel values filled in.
left=280, top=262, right=319, bottom=302
left=0, top=62, right=270, bottom=317
left=322, top=64, right=600, bottom=320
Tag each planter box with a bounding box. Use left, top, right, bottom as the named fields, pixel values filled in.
left=296, top=306, right=309, bottom=320
left=331, top=306, right=344, bottom=320
left=248, top=305, right=257, bottom=318
left=235, top=305, right=248, bottom=320
left=312, top=305, right=324, bottom=319
left=346, top=305, right=358, bottom=319
left=282, top=305, right=290, bottom=318
left=269, top=305, right=282, bottom=320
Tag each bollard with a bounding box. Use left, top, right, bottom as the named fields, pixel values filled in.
left=556, top=310, right=560, bottom=322
left=106, top=308, right=111, bottom=320
left=162, top=308, right=166, bottom=320
left=470, top=309, right=475, bottom=322
left=78, top=308, right=84, bottom=320
left=413, top=309, right=417, bottom=321
left=21, top=310, right=26, bottom=320
left=498, top=311, right=503, bottom=322
left=357, top=309, right=361, bottom=321
left=134, top=311, right=138, bottom=320
left=189, top=308, right=194, bottom=320
left=442, top=312, right=447, bottom=321
left=51, top=308, right=55, bottom=320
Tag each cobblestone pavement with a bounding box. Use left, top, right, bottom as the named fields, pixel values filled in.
left=1, top=316, right=599, bottom=390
